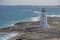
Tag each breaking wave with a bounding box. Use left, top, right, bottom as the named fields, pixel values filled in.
left=33, top=11, right=41, bottom=14
left=0, top=33, right=19, bottom=40
left=47, top=15, right=60, bottom=17
left=1, top=15, right=60, bottom=28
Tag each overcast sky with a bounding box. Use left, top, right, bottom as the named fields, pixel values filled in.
left=0, top=0, right=60, bottom=6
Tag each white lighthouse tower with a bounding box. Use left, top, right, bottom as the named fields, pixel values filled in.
left=40, top=8, right=48, bottom=28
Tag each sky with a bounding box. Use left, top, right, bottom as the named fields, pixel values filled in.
left=0, top=0, right=60, bottom=6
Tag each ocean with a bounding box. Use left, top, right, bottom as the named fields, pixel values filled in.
left=0, top=5, right=60, bottom=28
left=0, top=33, right=19, bottom=40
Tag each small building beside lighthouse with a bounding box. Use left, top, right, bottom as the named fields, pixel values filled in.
left=40, top=8, right=48, bottom=28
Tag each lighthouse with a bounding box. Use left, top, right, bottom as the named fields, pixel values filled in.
left=40, top=8, right=48, bottom=28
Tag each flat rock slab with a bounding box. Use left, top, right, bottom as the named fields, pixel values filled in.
left=21, top=28, right=60, bottom=40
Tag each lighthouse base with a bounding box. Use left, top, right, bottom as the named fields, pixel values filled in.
left=40, top=24, right=49, bottom=28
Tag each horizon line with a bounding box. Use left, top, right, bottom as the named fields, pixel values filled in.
left=0, top=5, right=60, bottom=6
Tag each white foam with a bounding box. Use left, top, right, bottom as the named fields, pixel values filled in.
left=10, top=24, right=14, bottom=26
left=34, top=11, right=41, bottom=14
left=30, top=15, right=60, bottom=22
left=30, top=17, right=40, bottom=21
left=1, top=15, right=60, bottom=28
left=47, top=15, right=60, bottom=17
left=21, top=17, right=40, bottom=22
left=21, top=15, right=60, bottom=22
left=1, top=33, right=19, bottom=40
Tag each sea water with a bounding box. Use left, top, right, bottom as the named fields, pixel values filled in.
left=0, top=33, right=19, bottom=40
left=0, top=5, right=60, bottom=40
left=0, top=5, right=60, bottom=27
left=0, top=33, right=9, bottom=40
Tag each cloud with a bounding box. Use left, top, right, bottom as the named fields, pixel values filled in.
left=0, top=0, right=59, bottom=6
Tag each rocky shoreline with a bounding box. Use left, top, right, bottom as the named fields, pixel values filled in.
left=0, top=17, right=60, bottom=32
left=0, top=17, right=60, bottom=40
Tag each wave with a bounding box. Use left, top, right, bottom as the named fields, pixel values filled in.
left=47, top=15, right=60, bottom=17
left=0, top=15, right=60, bottom=28
left=25, top=15, right=60, bottom=22
left=33, top=11, right=41, bottom=14
left=27, top=15, right=60, bottom=22
left=30, top=17, right=40, bottom=21
left=21, top=16, right=40, bottom=22
left=0, top=33, right=19, bottom=40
